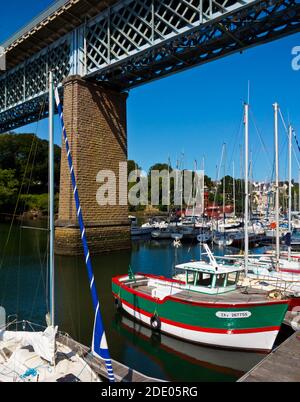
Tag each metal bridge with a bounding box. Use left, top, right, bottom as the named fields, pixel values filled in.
left=1, top=0, right=300, bottom=133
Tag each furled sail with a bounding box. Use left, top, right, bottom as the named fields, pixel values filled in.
left=54, top=89, right=115, bottom=382
left=0, top=327, right=57, bottom=365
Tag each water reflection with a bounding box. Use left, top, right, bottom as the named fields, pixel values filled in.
left=0, top=223, right=267, bottom=381
left=112, top=314, right=263, bottom=382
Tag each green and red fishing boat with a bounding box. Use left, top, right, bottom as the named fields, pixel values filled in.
left=112, top=246, right=289, bottom=352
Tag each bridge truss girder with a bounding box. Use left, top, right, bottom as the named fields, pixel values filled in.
left=0, top=0, right=300, bottom=133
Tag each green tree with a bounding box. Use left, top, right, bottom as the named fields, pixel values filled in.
left=0, top=133, right=61, bottom=194
left=127, top=160, right=146, bottom=212
left=204, top=175, right=214, bottom=189
left=148, top=163, right=172, bottom=212
left=0, top=169, right=19, bottom=212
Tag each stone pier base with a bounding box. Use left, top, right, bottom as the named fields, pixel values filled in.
left=55, top=75, right=131, bottom=255
left=55, top=225, right=131, bottom=256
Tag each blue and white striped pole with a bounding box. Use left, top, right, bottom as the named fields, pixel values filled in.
left=54, top=88, right=115, bottom=382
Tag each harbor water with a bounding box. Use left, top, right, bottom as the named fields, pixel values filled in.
left=0, top=221, right=281, bottom=382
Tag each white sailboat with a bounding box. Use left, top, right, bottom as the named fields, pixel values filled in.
left=239, top=103, right=300, bottom=299
left=0, top=73, right=113, bottom=382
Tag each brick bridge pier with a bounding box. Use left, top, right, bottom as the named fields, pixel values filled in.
left=55, top=76, right=131, bottom=255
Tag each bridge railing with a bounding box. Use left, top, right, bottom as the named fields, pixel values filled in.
left=0, top=0, right=254, bottom=116
left=1, top=0, right=300, bottom=132
left=85, top=0, right=252, bottom=77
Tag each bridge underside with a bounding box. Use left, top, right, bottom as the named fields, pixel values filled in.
left=0, top=0, right=300, bottom=133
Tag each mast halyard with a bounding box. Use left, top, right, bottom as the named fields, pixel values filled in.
left=223, top=143, right=226, bottom=224
left=244, top=103, right=249, bottom=276
left=288, top=124, right=292, bottom=261
left=299, top=169, right=300, bottom=214
left=48, top=71, right=55, bottom=327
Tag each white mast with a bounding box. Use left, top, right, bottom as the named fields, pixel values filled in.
left=273, top=102, right=280, bottom=270
left=244, top=103, right=249, bottom=275
left=288, top=124, right=292, bottom=261
left=167, top=156, right=171, bottom=216
left=223, top=143, right=226, bottom=223
left=181, top=152, right=184, bottom=217
left=299, top=169, right=300, bottom=213
left=49, top=71, right=55, bottom=326
left=233, top=161, right=236, bottom=217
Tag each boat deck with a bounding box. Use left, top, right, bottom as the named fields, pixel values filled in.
left=128, top=279, right=277, bottom=304
left=59, top=335, right=164, bottom=382
left=172, top=288, right=275, bottom=304
left=0, top=340, right=99, bottom=382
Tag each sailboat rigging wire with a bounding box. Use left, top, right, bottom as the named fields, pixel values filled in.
left=279, top=108, right=300, bottom=168
left=0, top=96, right=47, bottom=306
left=228, top=113, right=243, bottom=168
left=249, top=109, right=272, bottom=169
left=212, top=143, right=226, bottom=213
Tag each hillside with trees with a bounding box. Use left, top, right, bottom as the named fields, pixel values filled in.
left=0, top=133, right=61, bottom=216
left=1, top=134, right=297, bottom=218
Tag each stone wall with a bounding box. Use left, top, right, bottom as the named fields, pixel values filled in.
left=55, top=75, right=131, bottom=255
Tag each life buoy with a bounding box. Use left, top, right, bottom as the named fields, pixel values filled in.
left=150, top=315, right=161, bottom=331
left=114, top=298, right=122, bottom=310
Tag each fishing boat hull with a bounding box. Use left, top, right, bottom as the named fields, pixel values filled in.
left=213, top=238, right=233, bottom=247
left=151, top=230, right=172, bottom=239
left=112, top=274, right=288, bottom=352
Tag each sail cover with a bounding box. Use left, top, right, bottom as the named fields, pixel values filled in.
left=55, top=88, right=115, bottom=382
left=0, top=327, right=57, bottom=365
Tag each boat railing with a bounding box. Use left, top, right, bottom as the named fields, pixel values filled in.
left=244, top=274, right=300, bottom=297
left=3, top=319, right=48, bottom=333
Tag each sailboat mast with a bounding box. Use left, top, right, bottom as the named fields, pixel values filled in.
left=299, top=169, right=300, bottom=213
left=244, top=103, right=249, bottom=275
left=273, top=102, right=280, bottom=270
left=223, top=143, right=226, bottom=222
left=167, top=156, right=170, bottom=216
left=49, top=71, right=55, bottom=326
left=288, top=124, right=292, bottom=261
left=233, top=161, right=236, bottom=217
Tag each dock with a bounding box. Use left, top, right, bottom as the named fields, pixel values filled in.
left=239, top=312, right=300, bottom=382
left=58, top=334, right=164, bottom=382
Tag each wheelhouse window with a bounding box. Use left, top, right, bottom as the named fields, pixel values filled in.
left=196, top=272, right=213, bottom=287
left=215, top=273, right=226, bottom=287
left=226, top=272, right=239, bottom=286
left=185, top=271, right=195, bottom=284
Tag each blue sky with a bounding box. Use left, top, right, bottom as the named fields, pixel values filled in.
left=1, top=0, right=300, bottom=181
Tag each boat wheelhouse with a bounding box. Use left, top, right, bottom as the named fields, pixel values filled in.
left=172, top=261, right=243, bottom=296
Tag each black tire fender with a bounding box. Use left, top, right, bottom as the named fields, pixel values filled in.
left=114, top=297, right=122, bottom=310
left=150, top=315, right=161, bottom=331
